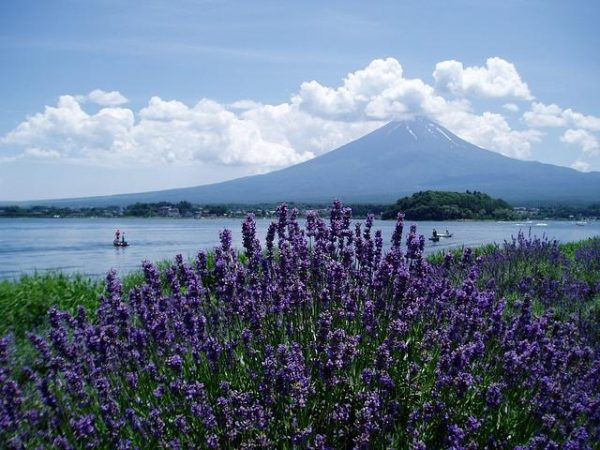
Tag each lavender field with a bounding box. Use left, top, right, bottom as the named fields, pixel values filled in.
left=1, top=202, right=599, bottom=449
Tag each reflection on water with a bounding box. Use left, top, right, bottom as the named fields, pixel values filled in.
left=0, top=218, right=598, bottom=280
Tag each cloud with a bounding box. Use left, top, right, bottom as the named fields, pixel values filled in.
left=523, top=102, right=600, bottom=131
left=139, top=97, right=189, bottom=120
left=560, top=129, right=600, bottom=155
left=571, top=160, right=592, bottom=172
left=240, top=102, right=382, bottom=155
left=134, top=97, right=315, bottom=167
left=522, top=102, right=565, bottom=127
left=0, top=57, right=593, bottom=170
left=502, top=103, right=519, bottom=113
left=23, top=148, right=62, bottom=159
left=229, top=99, right=263, bottom=110
left=2, top=95, right=136, bottom=163
left=437, top=110, right=543, bottom=159
left=0, top=154, right=23, bottom=163
left=87, top=89, right=129, bottom=106
left=294, top=58, right=408, bottom=119
left=2, top=95, right=315, bottom=168
left=291, top=57, right=466, bottom=121
left=433, top=57, right=533, bottom=100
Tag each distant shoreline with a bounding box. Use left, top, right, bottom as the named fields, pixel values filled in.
left=2, top=191, right=599, bottom=221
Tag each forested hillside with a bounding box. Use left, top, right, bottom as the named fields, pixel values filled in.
left=382, top=190, right=516, bottom=220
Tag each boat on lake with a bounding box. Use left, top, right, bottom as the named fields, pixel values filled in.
left=575, top=221, right=587, bottom=226
left=113, top=230, right=128, bottom=247
left=429, top=228, right=451, bottom=242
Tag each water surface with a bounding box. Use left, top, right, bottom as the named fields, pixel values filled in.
left=0, top=218, right=598, bottom=280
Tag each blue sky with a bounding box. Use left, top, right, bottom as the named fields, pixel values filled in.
left=1, top=0, right=599, bottom=201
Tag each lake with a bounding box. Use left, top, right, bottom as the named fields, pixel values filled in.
left=0, top=217, right=598, bottom=281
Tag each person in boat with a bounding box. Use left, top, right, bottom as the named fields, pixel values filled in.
left=445, top=229, right=450, bottom=236
left=432, top=228, right=438, bottom=238
left=121, top=232, right=125, bottom=244
left=115, top=229, right=120, bottom=242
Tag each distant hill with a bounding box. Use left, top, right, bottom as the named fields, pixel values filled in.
left=381, top=190, right=516, bottom=221
left=19, top=117, right=600, bottom=206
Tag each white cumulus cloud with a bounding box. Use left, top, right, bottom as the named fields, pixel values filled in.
left=133, top=97, right=315, bottom=167
left=1, top=95, right=316, bottom=168
left=433, top=57, right=533, bottom=100
left=437, top=110, right=543, bottom=159
left=560, top=129, right=600, bottom=155
left=292, top=58, right=469, bottom=122
left=87, top=89, right=129, bottom=106
left=523, top=102, right=600, bottom=131
left=2, top=95, right=135, bottom=162
left=502, top=103, right=519, bottom=113
left=571, top=160, right=592, bottom=172
left=1, top=57, right=596, bottom=171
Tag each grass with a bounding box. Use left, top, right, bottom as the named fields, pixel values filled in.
left=426, top=242, right=496, bottom=264
left=0, top=272, right=102, bottom=338
left=0, top=259, right=175, bottom=340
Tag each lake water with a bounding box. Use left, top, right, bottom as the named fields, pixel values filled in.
left=0, top=217, right=598, bottom=281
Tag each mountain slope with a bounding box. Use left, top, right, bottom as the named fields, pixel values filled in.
left=27, top=117, right=600, bottom=206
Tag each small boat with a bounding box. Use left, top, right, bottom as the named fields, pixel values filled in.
left=429, top=228, right=448, bottom=242
left=535, top=223, right=548, bottom=227
left=575, top=221, right=587, bottom=226
left=113, top=230, right=128, bottom=247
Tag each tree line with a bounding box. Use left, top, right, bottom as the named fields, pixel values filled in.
left=381, top=190, right=517, bottom=220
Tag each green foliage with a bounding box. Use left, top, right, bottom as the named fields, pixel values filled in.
left=344, top=203, right=388, bottom=217
left=206, top=204, right=229, bottom=215
left=0, top=273, right=103, bottom=337
left=125, top=202, right=159, bottom=217
left=0, top=260, right=175, bottom=340
left=427, top=243, right=496, bottom=264
left=536, top=203, right=600, bottom=219
left=382, top=190, right=516, bottom=220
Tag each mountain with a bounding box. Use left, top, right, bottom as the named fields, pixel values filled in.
left=23, top=117, right=600, bottom=206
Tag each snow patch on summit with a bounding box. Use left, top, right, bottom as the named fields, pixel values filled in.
left=405, top=125, right=418, bottom=141
left=435, top=126, right=456, bottom=145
